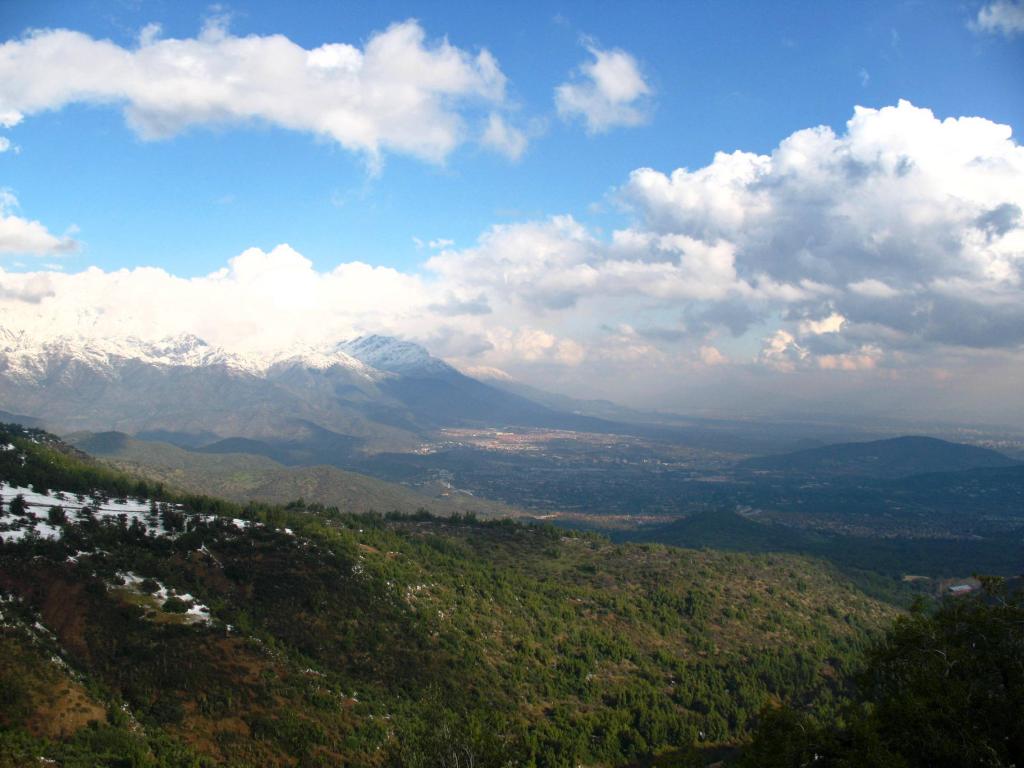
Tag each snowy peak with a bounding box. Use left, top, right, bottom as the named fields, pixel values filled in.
left=0, top=328, right=454, bottom=382
left=264, top=344, right=380, bottom=379
left=0, top=330, right=258, bottom=383
left=335, top=335, right=455, bottom=377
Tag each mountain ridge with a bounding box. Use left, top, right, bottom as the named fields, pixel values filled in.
left=0, top=330, right=505, bottom=451
left=739, top=435, right=1019, bottom=478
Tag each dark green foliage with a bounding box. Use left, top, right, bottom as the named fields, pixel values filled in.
left=47, top=505, right=66, bottom=525
left=7, top=494, right=27, bottom=516
left=741, top=583, right=1024, bottom=767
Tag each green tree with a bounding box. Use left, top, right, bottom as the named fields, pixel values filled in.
left=8, top=494, right=28, bottom=516
left=47, top=505, right=66, bottom=525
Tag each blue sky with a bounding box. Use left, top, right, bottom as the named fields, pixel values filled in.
left=2, top=0, right=1021, bottom=275
left=1, top=0, right=1023, bottom=424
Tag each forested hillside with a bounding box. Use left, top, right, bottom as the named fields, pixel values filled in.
left=0, top=423, right=899, bottom=766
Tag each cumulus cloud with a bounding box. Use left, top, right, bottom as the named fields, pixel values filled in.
left=555, top=43, right=652, bottom=133
left=0, top=191, right=78, bottom=256
left=494, top=328, right=586, bottom=366
left=622, top=100, right=1024, bottom=353
left=0, top=245, right=428, bottom=353
left=972, top=0, right=1024, bottom=36
left=0, top=19, right=516, bottom=164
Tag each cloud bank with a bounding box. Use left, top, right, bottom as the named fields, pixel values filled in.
left=0, top=19, right=519, bottom=164
left=2, top=101, right=1022, bottom=422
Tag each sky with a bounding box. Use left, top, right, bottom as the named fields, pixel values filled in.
left=0, top=0, right=1023, bottom=426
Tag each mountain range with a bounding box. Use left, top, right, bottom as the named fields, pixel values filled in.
left=0, top=329, right=605, bottom=455
left=3, top=328, right=860, bottom=461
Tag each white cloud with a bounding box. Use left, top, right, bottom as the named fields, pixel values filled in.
left=848, top=278, right=903, bottom=298
left=622, top=101, right=1024, bottom=351
left=0, top=19, right=515, bottom=164
left=972, top=0, right=1024, bottom=36
left=799, top=312, right=846, bottom=336
left=494, top=328, right=586, bottom=366
left=480, top=112, right=528, bottom=160
left=0, top=244, right=433, bottom=354
left=0, top=137, right=12, bottom=153
left=699, top=345, right=727, bottom=366
left=555, top=44, right=652, bottom=133
left=0, top=191, right=77, bottom=256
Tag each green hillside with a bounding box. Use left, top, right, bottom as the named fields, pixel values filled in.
left=68, top=431, right=526, bottom=519
left=0, top=424, right=899, bottom=767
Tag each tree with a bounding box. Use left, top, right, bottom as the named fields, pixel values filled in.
left=47, top=505, right=66, bottom=525
left=8, top=494, right=28, bottom=516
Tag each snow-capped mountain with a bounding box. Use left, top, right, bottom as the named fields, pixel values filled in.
left=0, top=330, right=446, bottom=385
left=0, top=328, right=574, bottom=459
left=336, top=335, right=456, bottom=377
left=0, top=331, right=257, bottom=384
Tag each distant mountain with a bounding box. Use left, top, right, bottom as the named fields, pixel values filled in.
left=739, top=436, right=1019, bottom=478
left=0, top=328, right=909, bottom=464
left=0, top=409, right=43, bottom=428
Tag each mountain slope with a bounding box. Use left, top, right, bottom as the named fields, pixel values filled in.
left=739, top=435, right=1018, bottom=478
left=0, top=330, right=623, bottom=451
left=0, top=423, right=899, bottom=766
